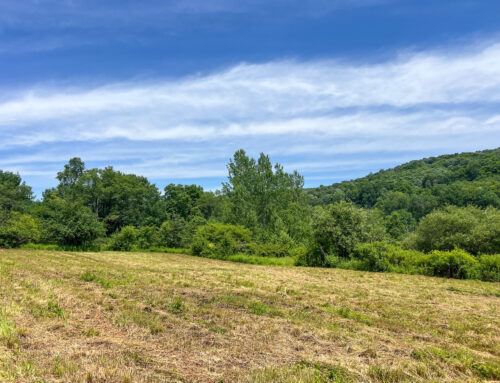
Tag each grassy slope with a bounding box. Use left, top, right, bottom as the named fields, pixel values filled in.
left=0, top=250, right=499, bottom=383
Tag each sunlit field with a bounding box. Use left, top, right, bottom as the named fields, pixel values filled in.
left=1, top=249, right=499, bottom=382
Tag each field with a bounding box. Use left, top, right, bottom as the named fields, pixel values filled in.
left=0, top=250, right=499, bottom=382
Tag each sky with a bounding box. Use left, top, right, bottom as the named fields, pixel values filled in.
left=1, top=0, right=500, bottom=197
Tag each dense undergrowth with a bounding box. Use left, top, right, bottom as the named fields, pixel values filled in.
left=2, top=148, right=500, bottom=282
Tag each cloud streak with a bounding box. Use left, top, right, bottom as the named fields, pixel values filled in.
left=1, top=41, right=499, bottom=190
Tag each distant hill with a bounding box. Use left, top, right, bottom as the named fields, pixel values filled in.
left=307, top=148, right=500, bottom=219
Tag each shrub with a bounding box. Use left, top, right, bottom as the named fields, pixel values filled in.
left=108, top=226, right=138, bottom=251
left=301, top=247, right=329, bottom=267
left=342, top=242, right=498, bottom=281
left=303, top=202, right=387, bottom=266
left=191, top=223, right=251, bottom=259
left=352, top=242, right=421, bottom=273
left=136, top=226, right=160, bottom=249
left=352, top=242, right=394, bottom=272
left=289, top=246, right=307, bottom=260
left=416, top=249, right=479, bottom=279
left=36, top=196, right=104, bottom=247
left=477, top=254, right=500, bottom=282
left=0, top=212, right=40, bottom=248
left=158, top=219, right=187, bottom=248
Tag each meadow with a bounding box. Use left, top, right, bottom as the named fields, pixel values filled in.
left=1, top=249, right=499, bottom=382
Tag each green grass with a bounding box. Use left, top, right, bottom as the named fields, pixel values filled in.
left=0, top=248, right=498, bottom=382
left=227, top=253, right=297, bottom=266
left=244, top=361, right=355, bottom=382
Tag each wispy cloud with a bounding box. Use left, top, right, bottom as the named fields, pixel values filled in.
left=1, top=41, right=499, bottom=189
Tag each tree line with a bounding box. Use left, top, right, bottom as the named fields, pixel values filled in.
left=1, top=148, right=499, bottom=281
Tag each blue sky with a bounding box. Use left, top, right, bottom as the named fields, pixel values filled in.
left=1, top=0, right=500, bottom=196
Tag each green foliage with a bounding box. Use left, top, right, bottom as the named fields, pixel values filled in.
left=413, top=205, right=500, bottom=255
left=0, top=170, right=33, bottom=215
left=53, top=158, right=166, bottom=233
left=79, top=270, right=97, bottom=282
left=352, top=242, right=417, bottom=272
left=163, top=184, right=203, bottom=220
left=227, top=254, right=296, bottom=266
left=158, top=218, right=187, bottom=248
left=21, top=243, right=101, bottom=252
left=248, top=360, right=354, bottom=383
left=1, top=149, right=499, bottom=282
left=247, top=242, right=291, bottom=257
left=47, top=301, right=65, bottom=318
left=344, top=242, right=499, bottom=281
left=157, top=215, right=207, bottom=249
left=416, top=249, right=479, bottom=279
left=191, top=222, right=252, bottom=259
left=308, top=148, right=500, bottom=223
left=0, top=212, right=40, bottom=248
left=222, top=149, right=311, bottom=244
left=304, top=202, right=387, bottom=266
left=35, top=194, right=104, bottom=246
left=78, top=270, right=113, bottom=288
left=249, top=301, right=270, bottom=315
left=383, top=209, right=416, bottom=239
left=476, top=254, right=500, bottom=282
left=108, top=226, right=138, bottom=251
left=182, top=215, right=207, bottom=247
left=143, top=247, right=190, bottom=255
left=167, top=296, right=185, bottom=315
left=136, top=226, right=160, bottom=249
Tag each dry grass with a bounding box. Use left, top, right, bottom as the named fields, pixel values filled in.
left=0, top=249, right=499, bottom=383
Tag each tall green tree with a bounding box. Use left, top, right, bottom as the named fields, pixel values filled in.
left=163, top=184, right=203, bottom=220
left=53, top=159, right=165, bottom=233
left=0, top=170, right=33, bottom=217
left=56, top=157, right=85, bottom=199
left=222, top=150, right=311, bottom=243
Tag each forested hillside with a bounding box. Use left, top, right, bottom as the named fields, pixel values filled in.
left=1, top=148, right=499, bottom=281
left=308, top=148, right=500, bottom=215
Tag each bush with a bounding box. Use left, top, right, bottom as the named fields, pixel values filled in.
left=416, top=249, right=479, bottom=279
left=337, top=242, right=497, bottom=281
left=300, top=247, right=329, bottom=267
left=303, top=202, right=387, bottom=266
left=289, top=246, right=307, bottom=259
left=191, top=223, right=251, bottom=259
left=476, top=254, right=500, bottom=282
left=352, top=242, right=421, bottom=273
left=108, top=226, right=138, bottom=251
left=136, top=226, right=160, bottom=249
left=158, top=219, right=187, bottom=248
left=0, top=212, right=40, bottom=248
left=36, top=196, right=104, bottom=247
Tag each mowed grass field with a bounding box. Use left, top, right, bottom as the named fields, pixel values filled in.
left=0, top=250, right=499, bottom=383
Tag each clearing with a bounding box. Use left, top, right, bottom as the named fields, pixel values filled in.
left=0, top=249, right=499, bottom=382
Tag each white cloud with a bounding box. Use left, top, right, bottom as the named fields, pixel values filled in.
left=1, top=42, right=500, bottom=131
left=1, top=41, right=499, bottom=188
